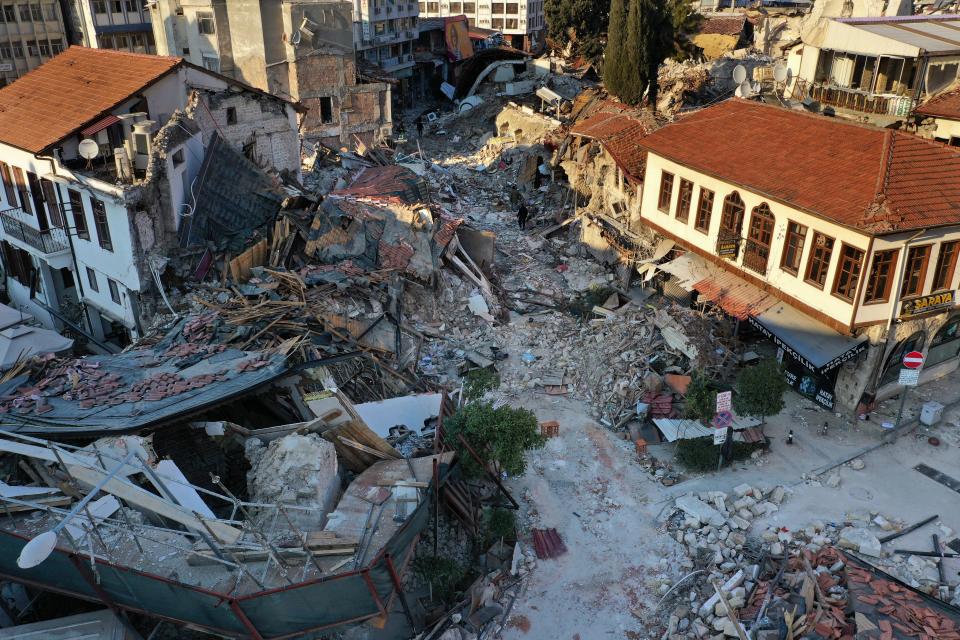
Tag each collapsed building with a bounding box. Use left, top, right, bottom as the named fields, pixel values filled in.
left=0, top=46, right=302, bottom=349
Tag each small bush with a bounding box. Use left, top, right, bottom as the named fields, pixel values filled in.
left=462, top=368, right=501, bottom=403
left=484, top=507, right=517, bottom=544
left=445, top=401, right=546, bottom=478
left=413, top=555, right=466, bottom=603
left=674, top=437, right=765, bottom=472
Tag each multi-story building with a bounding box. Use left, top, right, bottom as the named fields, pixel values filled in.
left=570, top=98, right=960, bottom=414
left=416, top=0, right=543, bottom=51
left=352, top=0, right=419, bottom=88
left=0, top=46, right=300, bottom=349
left=65, top=0, right=156, bottom=53
left=148, top=0, right=393, bottom=144
left=0, top=1, right=68, bottom=86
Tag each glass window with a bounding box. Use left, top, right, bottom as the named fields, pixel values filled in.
left=491, top=17, right=503, bottom=28
left=694, top=188, right=713, bottom=233
left=1, top=6, right=13, bottom=22
left=68, top=189, right=88, bottom=240
left=418, top=2, right=425, bottom=11
left=744, top=203, right=775, bottom=275
left=0, top=162, right=15, bottom=206
left=25, top=40, right=36, bottom=56
left=50, top=38, right=62, bottom=54
left=505, top=18, right=517, bottom=28
left=86, top=267, right=98, bottom=292
left=720, top=192, right=744, bottom=235
left=38, top=40, right=49, bottom=57
left=492, top=2, right=503, bottom=11
left=832, top=244, right=865, bottom=301
left=462, top=1, right=475, bottom=11
left=657, top=171, right=673, bottom=213
left=450, top=1, right=461, bottom=11
left=12, top=167, right=30, bottom=213
left=805, top=232, right=834, bottom=288
left=863, top=249, right=899, bottom=303
left=901, top=245, right=931, bottom=298
left=111, top=0, right=121, bottom=12
left=0, top=45, right=9, bottom=59
left=93, top=0, right=106, bottom=13
left=197, top=12, right=215, bottom=34
left=505, top=2, right=518, bottom=12
left=42, top=3, right=56, bottom=19
left=676, top=179, right=692, bottom=223
left=124, top=0, right=135, bottom=11
left=932, top=241, right=958, bottom=292
left=108, top=278, right=121, bottom=304
left=781, top=221, right=807, bottom=275
left=91, top=196, right=112, bottom=251
left=18, top=4, right=30, bottom=21
left=927, top=315, right=960, bottom=367
left=29, top=3, right=40, bottom=20
left=427, top=2, right=438, bottom=11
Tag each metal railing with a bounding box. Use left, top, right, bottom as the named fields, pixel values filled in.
left=0, top=207, right=69, bottom=254
left=742, top=238, right=770, bottom=275
left=801, top=81, right=916, bottom=117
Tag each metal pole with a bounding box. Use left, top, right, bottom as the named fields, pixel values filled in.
left=432, top=457, right=439, bottom=558
left=385, top=552, right=417, bottom=632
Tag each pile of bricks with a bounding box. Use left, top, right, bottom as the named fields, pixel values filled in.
left=128, top=371, right=228, bottom=403
left=163, top=342, right=227, bottom=359
left=236, top=357, right=271, bottom=373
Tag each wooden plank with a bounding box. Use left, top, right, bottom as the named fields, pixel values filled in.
left=66, top=464, right=242, bottom=544
left=0, top=495, right=71, bottom=513
left=187, top=546, right=356, bottom=566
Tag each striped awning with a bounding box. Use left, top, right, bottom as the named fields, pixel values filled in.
left=80, top=114, right=120, bottom=138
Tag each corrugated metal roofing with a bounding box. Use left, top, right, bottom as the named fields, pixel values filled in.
left=835, top=14, right=960, bottom=54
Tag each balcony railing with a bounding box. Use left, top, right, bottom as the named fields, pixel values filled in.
left=0, top=208, right=69, bottom=254
left=742, top=238, right=770, bottom=275
left=798, top=80, right=916, bottom=117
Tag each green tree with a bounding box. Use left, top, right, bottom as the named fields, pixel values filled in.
left=733, top=359, right=788, bottom=424
left=444, top=401, right=545, bottom=478
left=683, top=369, right=718, bottom=423
left=544, top=0, right=609, bottom=61
left=603, top=0, right=701, bottom=106
left=602, top=0, right=628, bottom=95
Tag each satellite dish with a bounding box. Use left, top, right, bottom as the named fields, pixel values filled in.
left=78, top=138, right=99, bottom=160
left=773, top=64, right=788, bottom=83
left=17, top=530, right=57, bottom=569
left=736, top=80, right=754, bottom=99
left=289, top=30, right=301, bottom=45
left=732, top=65, right=747, bottom=85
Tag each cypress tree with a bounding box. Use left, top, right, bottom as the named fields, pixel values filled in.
left=603, top=0, right=628, bottom=98
left=622, top=0, right=645, bottom=104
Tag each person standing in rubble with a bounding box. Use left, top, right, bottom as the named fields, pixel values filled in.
left=533, top=155, right=543, bottom=189
left=509, top=184, right=522, bottom=208
left=416, top=116, right=424, bottom=138
left=517, top=202, right=529, bottom=230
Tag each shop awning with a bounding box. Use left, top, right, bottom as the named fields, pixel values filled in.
left=659, top=251, right=867, bottom=375
left=652, top=416, right=762, bottom=442
left=748, top=303, right=868, bottom=375
left=80, top=114, right=120, bottom=138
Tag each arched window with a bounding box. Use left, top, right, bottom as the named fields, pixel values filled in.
left=927, top=315, right=960, bottom=367
left=744, top=203, right=775, bottom=274
left=880, top=331, right=927, bottom=387
left=720, top=192, right=745, bottom=236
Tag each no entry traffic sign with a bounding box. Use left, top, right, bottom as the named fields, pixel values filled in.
left=902, top=351, right=924, bottom=369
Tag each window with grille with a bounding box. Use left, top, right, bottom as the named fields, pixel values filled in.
left=198, top=12, right=215, bottom=34
left=832, top=244, right=865, bottom=301
left=863, top=249, right=898, bottom=303
left=68, top=189, right=89, bottom=240
left=805, top=232, right=834, bottom=289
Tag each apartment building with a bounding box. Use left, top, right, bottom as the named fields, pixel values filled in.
left=65, top=0, right=156, bottom=52
left=416, top=0, right=543, bottom=51
left=0, top=47, right=299, bottom=348
left=149, top=0, right=393, bottom=144
left=353, top=0, right=419, bottom=83
left=574, top=99, right=960, bottom=413
left=0, top=1, right=67, bottom=86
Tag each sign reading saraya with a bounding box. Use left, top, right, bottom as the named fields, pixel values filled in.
left=900, top=291, right=954, bottom=318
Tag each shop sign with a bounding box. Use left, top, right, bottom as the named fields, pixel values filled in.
left=900, top=291, right=955, bottom=318
left=717, top=239, right=739, bottom=257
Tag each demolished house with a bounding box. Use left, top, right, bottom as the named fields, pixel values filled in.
left=0, top=47, right=302, bottom=350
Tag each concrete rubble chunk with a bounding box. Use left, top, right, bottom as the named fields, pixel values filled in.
left=769, top=486, right=786, bottom=504
left=732, top=483, right=753, bottom=498
left=850, top=458, right=866, bottom=470
left=676, top=495, right=726, bottom=527
left=839, top=527, right=882, bottom=558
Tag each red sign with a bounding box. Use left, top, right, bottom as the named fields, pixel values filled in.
left=903, top=351, right=924, bottom=369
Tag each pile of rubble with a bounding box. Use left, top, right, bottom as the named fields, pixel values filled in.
left=663, top=481, right=960, bottom=638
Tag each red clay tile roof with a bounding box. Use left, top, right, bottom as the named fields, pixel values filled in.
left=698, top=15, right=748, bottom=36
left=571, top=110, right=652, bottom=182
left=331, top=165, right=428, bottom=204
left=915, top=84, right=960, bottom=120
left=637, top=99, right=960, bottom=234
left=0, top=46, right=182, bottom=154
